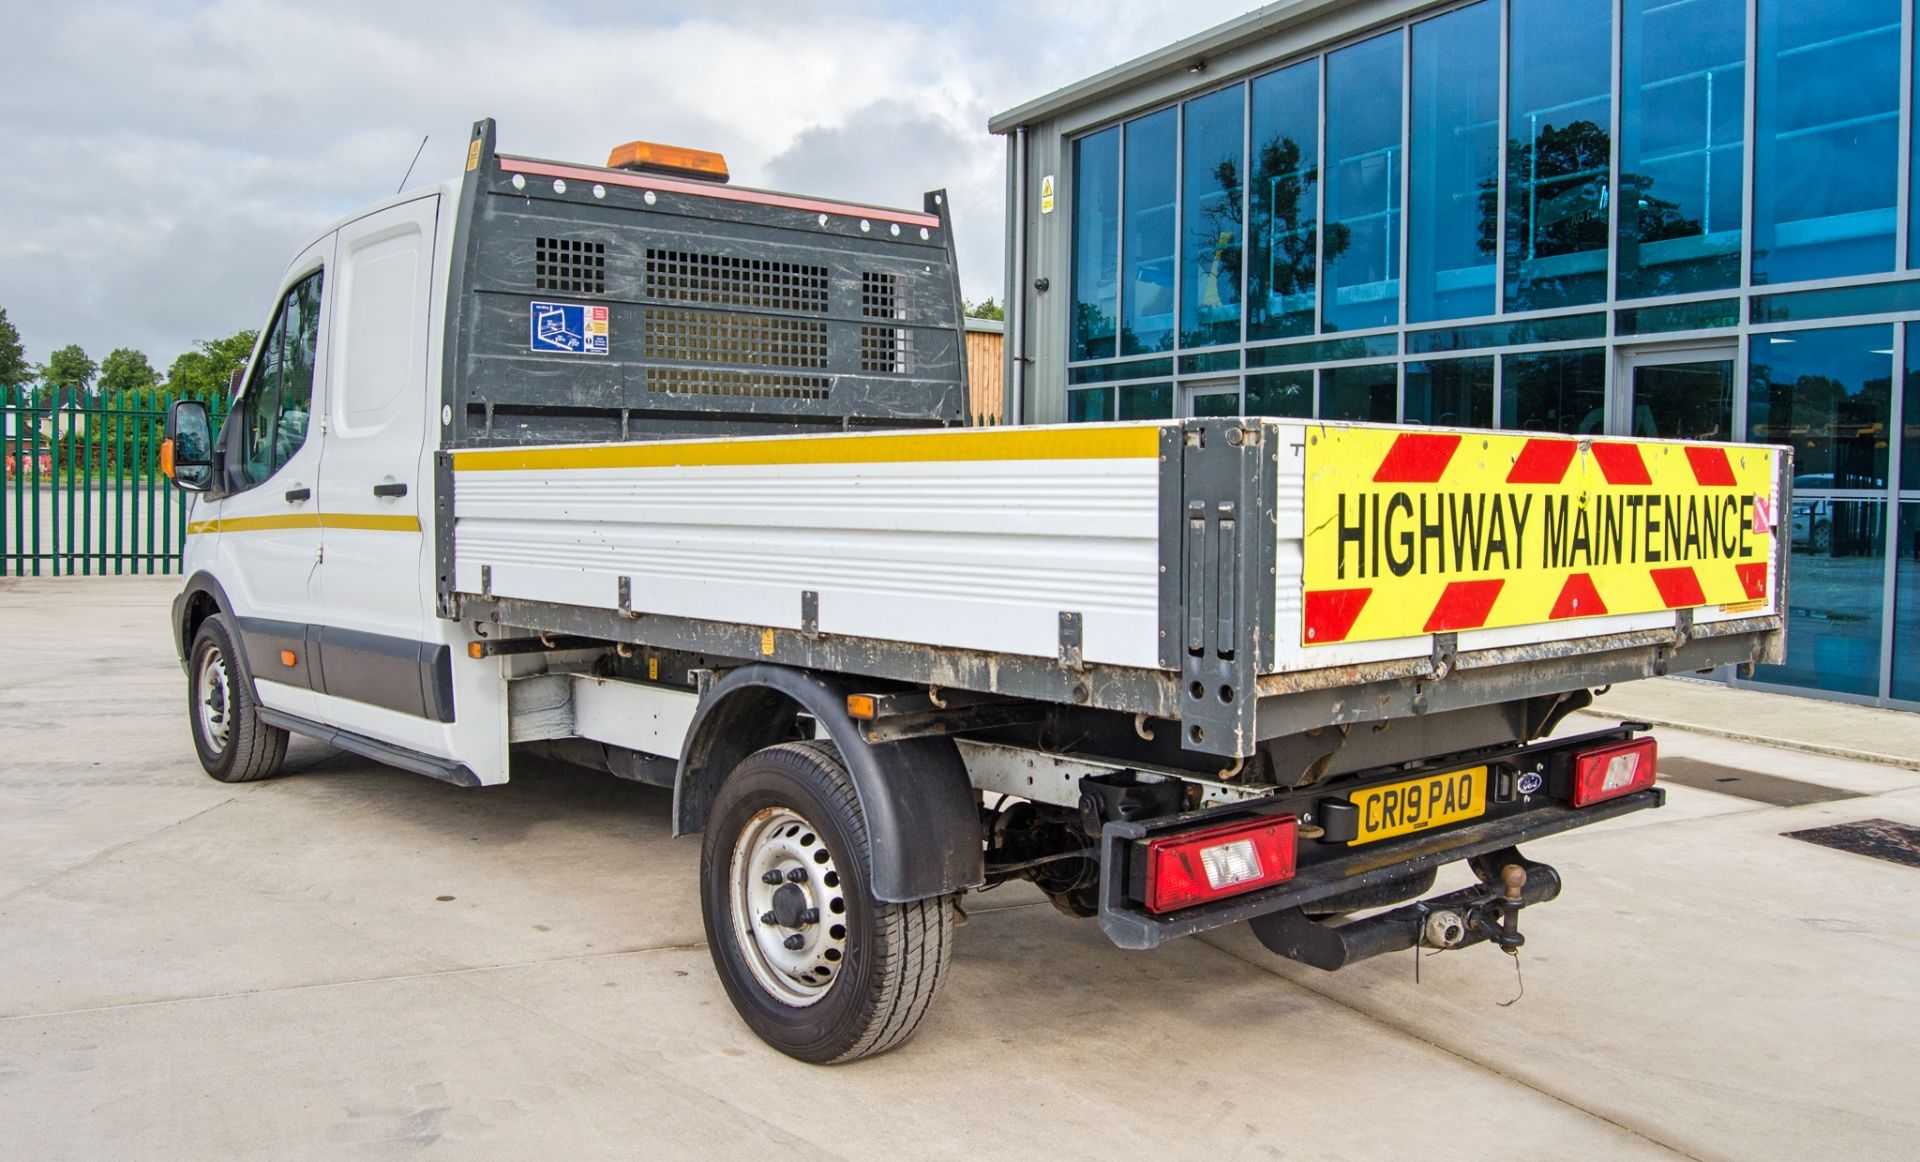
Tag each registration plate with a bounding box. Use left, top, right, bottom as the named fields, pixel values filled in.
left=1347, top=766, right=1487, bottom=845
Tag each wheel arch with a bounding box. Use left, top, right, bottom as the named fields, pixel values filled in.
left=674, top=664, right=984, bottom=904
left=174, top=572, right=236, bottom=672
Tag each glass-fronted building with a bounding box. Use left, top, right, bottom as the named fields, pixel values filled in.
left=991, top=0, right=1920, bottom=708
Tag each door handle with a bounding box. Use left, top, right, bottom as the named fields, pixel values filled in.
left=285, top=487, right=312, bottom=503
left=372, top=482, right=409, bottom=499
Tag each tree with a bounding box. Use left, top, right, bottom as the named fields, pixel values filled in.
left=964, top=297, right=1005, bottom=321
left=39, top=344, right=97, bottom=393
left=1246, top=135, right=1348, bottom=334
left=0, top=307, right=25, bottom=388
left=98, top=347, right=159, bottom=397
left=1481, top=120, right=1613, bottom=308
left=164, top=329, right=259, bottom=401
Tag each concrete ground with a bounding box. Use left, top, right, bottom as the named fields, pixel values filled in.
left=1583, top=675, right=1920, bottom=768
left=2, top=576, right=1916, bottom=1161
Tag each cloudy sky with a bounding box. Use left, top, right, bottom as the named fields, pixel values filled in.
left=0, top=0, right=1258, bottom=374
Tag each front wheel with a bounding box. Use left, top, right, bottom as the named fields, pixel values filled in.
left=187, top=613, right=288, bottom=783
left=700, top=740, right=955, bottom=1064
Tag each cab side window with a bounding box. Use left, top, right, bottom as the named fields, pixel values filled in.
left=235, top=270, right=324, bottom=489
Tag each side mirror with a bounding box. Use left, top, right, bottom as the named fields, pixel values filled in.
left=228, top=368, right=246, bottom=400
left=165, top=398, right=214, bottom=492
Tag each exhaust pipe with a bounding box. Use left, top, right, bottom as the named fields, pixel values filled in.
left=1248, top=848, right=1561, bottom=971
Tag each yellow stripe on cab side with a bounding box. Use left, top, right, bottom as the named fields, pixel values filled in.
left=186, top=513, right=422, bottom=535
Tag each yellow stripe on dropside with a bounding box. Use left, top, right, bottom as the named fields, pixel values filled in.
left=449, top=424, right=1164, bottom=473
left=186, top=513, right=421, bottom=535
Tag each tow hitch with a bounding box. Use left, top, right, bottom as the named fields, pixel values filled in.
left=1247, top=847, right=1556, bottom=971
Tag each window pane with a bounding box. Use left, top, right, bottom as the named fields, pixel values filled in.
left=1180, top=349, right=1241, bottom=375
left=1913, top=15, right=1920, bottom=271
left=1895, top=503, right=1920, bottom=702
left=1249, top=61, right=1320, bottom=341
left=1506, top=0, right=1612, bottom=311
left=1746, top=325, right=1892, bottom=485
left=1630, top=359, right=1733, bottom=440
left=1405, top=357, right=1495, bottom=427
left=275, top=272, right=323, bottom=473
left=1069, top=358, right=1173, bottom=385
left=1250, top=333, right=1398, bottom=368
left=1118, top=381, right=1173, bottom=420
left=1182, top=86, right=1245, bottom=348
left=1617, top=0, right=1745, bottom=299
left=1754, top=279, right=1920, bottom=324
left=1071, top=128, right=1120, bottom=361
left=1408, top=1, right=1498, bottom=323
left=1323, top=31, right=1403, bottom=333
left=1247, top=370, right=1313, bottom=416
left=1191, top=388, right=1243, bottom=417
left=1906, top=323, right=1920, bottom=492
left=1067, top=386, right=1115, bottom=422
left=1756, top=498, right=1886, bottom=695
left=1407, top=313, right=1605, bottom=354
left=1501, top=348, right=1606, bottom=433
left=1753, top=0, right=1900, bottom=284
left=1123, top=110, right=1178, bottom=354
left=1321, top=363, right=1398, bottom=421
left=241, top=322, right=284, bottom=485
left=1618, top=298, right=1741, bottom=335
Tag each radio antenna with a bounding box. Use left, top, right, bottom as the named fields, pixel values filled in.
left=395, top=135, right=429, bottom=194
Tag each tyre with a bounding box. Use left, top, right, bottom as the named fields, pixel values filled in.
left=700, top=740, right=955, bottom=1064
left=187, top=613, right=289, bottom=783
left=1811, top=520, right=1832, bottom=555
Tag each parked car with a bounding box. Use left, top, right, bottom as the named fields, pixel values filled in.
left=1790, top=473, right=1886, bottom=554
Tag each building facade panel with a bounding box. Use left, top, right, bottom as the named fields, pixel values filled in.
left=998, top=0, right=1920, bottom=708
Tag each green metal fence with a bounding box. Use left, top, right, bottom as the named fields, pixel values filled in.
left=0, top=385, right=227, bottom=576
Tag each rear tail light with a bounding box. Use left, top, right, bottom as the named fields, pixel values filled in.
left=1569, top=738, right=1658, bottom=807
left=1142, top=815, right=1297, bottom=914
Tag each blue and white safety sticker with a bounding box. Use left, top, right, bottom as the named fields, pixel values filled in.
left=529, top=301, right=609, bottom=356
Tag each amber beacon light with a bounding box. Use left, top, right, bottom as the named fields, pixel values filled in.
left=606, top=140, right=730, bottom=183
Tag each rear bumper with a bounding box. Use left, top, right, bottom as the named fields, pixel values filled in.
left=1095, top=758, right=1661, bottom=951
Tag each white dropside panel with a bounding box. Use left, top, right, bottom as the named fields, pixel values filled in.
left=452, top=425, right=1166, bottom=669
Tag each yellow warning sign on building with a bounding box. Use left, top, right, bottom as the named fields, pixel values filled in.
left=1300, top=428, right=1784, bottom=646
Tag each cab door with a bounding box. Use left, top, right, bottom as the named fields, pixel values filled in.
left=311, top=194, right=446, bottom=747
left=204, top=243, right=334, bottom=717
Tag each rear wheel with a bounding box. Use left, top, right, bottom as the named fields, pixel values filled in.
left=700, top=740, right=955, bottom=1064
left=187, top=614, right=288, bottom=783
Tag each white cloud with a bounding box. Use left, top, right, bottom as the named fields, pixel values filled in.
left=0, top=0, right=1255, bottom=371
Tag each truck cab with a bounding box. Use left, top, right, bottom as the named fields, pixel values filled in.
left=170, top=186, right=493, bottom=779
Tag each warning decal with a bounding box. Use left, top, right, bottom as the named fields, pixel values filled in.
left=529, top=301, right=610, bottom=356
left=1301, top=428, right=1781, bottom=646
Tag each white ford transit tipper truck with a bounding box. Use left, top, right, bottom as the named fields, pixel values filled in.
left=163, top=120, right=1791, bottom=1063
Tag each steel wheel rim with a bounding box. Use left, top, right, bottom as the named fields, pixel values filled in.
left=197, top=645, right=232, bottom=754
left=728, top=806, right=849, bottom=1007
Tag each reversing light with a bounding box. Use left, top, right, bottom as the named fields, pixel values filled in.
left=1142, top=815, right=1297, bottom=914
left=1569, top=738, right=1658, bottom=807
left=606, top=140, right=730, bottom=183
